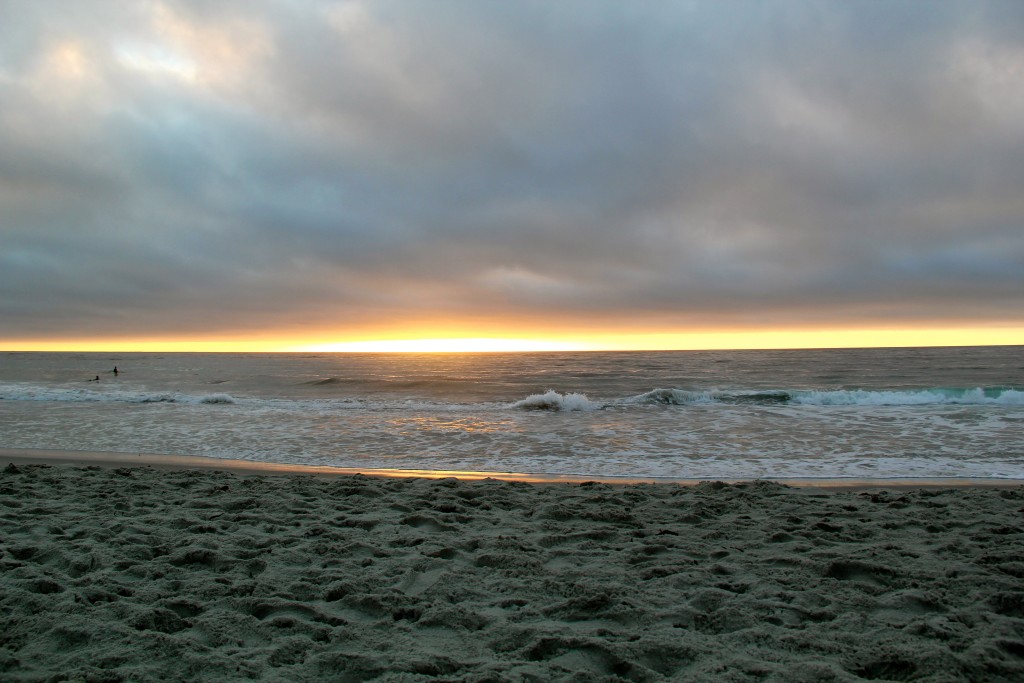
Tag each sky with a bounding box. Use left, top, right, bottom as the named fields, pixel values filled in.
left=1, top=1, right=1023, bottom=351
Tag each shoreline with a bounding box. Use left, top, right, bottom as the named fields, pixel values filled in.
left=2, top=459, right=1022, bottom=680
left=3, top=446, right=1022, bottom=489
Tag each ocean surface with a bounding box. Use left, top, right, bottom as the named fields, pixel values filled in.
left=1, top=347, right=1022, bottom=480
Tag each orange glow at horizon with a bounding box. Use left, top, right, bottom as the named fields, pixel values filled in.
left=300, top=338, right=583, bottom=353
left=1, top=325, right=1021, bottom=352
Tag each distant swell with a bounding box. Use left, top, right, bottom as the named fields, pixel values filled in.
left=0, top=385, right=237, bottom=406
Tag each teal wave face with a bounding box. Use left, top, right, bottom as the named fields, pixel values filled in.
left=625, top=387, right=1024, bottom=407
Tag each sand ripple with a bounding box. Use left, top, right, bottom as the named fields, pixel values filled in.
left=1, top=465, right=1023, bottom=681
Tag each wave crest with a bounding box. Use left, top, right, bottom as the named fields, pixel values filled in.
left=630, top=389, right=792, bottom=405
left=199, top=393, right=235, bottom=404
left=791, top=387, right=1024, bottom=406
left=628, top=386, right=1023, bottom=407
left=511, top=390, right=601, bottom=412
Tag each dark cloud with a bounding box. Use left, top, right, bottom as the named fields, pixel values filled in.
left=1, top=0, right=1022, bottom=341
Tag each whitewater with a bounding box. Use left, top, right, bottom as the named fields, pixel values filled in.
left=1, top=347, right=1021, bottom=479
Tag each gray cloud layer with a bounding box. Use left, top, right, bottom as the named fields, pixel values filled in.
left=2, top=1, right=1023, bottom=340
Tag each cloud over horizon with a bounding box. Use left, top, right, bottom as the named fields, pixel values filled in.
left=2, top=1, right=1023, bottom=342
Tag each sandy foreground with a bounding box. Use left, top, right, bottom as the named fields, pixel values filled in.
left=1, top=458, right=1023, bottom=681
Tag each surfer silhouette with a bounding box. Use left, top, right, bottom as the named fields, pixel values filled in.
left=89, top=376, right=100, bottom=382
left=113, top=366, right=119, bottom=376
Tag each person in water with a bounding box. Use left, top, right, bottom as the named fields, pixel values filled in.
left=113, top=366, right=119, bottom=376
left=89, top=376, right=100, bottom=382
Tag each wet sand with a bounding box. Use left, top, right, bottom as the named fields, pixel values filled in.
left=2, top=453, right=1023, bottom=681
left=1, top=447, right=1015, bottom=489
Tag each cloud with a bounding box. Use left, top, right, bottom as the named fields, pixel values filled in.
left=1, top=0, right=1022, bottom=341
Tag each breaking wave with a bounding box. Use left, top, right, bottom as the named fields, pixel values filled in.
left=508, top=386, right=1024, bottom=410
left=791, top=387, right=1024, bottom=406
left=510, top=390, right=601, bottom=412
left=199, top=393, right=235, bottom=404
left=3, top=382, right=1022, bottom=412
left=627, top=386, right=1024, bottom=407
left=629, top=389, right=792, bottom=405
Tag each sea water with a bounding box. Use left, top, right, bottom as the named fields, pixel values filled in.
left=0, top=347, right=1021, bottom=479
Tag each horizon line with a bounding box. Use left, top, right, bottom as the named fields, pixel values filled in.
left=3, top=325, right=1022, bottom=354
left=3, top=343, right=1022, bottom=355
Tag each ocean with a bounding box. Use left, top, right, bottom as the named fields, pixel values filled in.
left=1, top=346, right=1022, bottom=480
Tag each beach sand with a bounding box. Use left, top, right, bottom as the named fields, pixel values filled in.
left=1, top=459, right=1023, bottom=681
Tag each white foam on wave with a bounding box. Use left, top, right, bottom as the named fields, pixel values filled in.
left=3, top=381, right=1021, bottom=411
left=627, top=388, right=707, bottom=405
left=790, top=387, right=1024, bottom=406
left=511, top=390, right=601, bottom=412
left=199, top=393, right=235, bottom=404
left=627, top=388, right=792, bottom=405
left=626, top=386, right=1024, bottom=407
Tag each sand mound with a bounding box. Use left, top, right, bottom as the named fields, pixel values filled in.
left=1, top=465, right=1023, bottom=681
